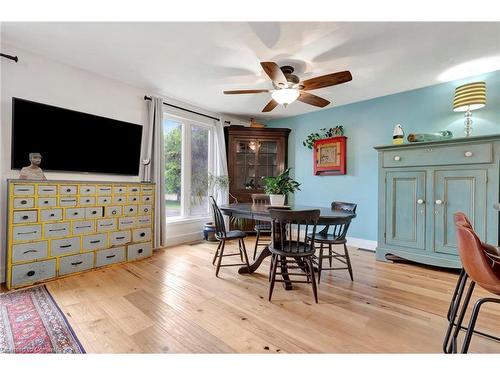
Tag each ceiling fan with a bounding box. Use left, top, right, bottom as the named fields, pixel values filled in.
left=223, top=61, right=352, bottom=112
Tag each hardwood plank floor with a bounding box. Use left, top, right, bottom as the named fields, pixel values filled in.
left=42, top=240, right=500, bottom=353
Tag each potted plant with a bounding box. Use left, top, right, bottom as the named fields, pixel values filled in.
left=263, top=168, right=301, bottom=206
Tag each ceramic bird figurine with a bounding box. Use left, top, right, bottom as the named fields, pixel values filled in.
left=393, top=124, right=405, bottom=145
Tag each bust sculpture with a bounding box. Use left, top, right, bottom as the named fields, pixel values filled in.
left=19, top=152, right=47, bottom=180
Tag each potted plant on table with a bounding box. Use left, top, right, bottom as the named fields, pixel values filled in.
left=263, top=168, right=301, bottom=206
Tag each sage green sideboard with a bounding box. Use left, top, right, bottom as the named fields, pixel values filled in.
left=374, top=134, right=500, bottom=269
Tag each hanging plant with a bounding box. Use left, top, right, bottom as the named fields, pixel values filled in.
left=302, top=126, right=344, bottom=149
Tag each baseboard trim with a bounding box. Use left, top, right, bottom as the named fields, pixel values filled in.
left=347, top=237, right=377, bottom=251
left=165, top=231, right=204, bottom=247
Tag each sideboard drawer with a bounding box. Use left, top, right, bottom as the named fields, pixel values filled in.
left=118, top=217, right=136, bottom=230
left=127, top=242, right=152, bottom=261
left=13, top=210, right=38, bottom=224
left=37, top=185, right=57, bottom=195
left=82, top=233, right=107, bottom=251
left=37, top=197, right=57, bottom=208
left=41, top=208, right=63, bottom=222
left=136, top=215, right=152, bottom=227
left=97, top=218, right=117, bottom=232
left=127, top=195, right=140, bottom=204
left=132, top=228, right=151, bottom=242
left=12, top=241, right=48, bottom=263
left=95, top=246, right=126, bottom=267
left=141, top=186, right=154, bottom=194
left=112, top=196, right=126, bottom=204
left=79, top=196, right=96, bottom=206
left=50, top=236, right=81, bottom=256
left=97, top=196, right=112, bottom=205
left=44, top=222, right=70, bottom=238
left=59, top=252, right=94, bottom=276
left=13, top=224, right=42, bottom=242
left=124, top=205, right=137, bottom=216
left=113, top=186, right=126, bottom=194
left=65, top=207, right=85, bottom=220
left=110, top=230, right=131, bottom=246
left=72, top=220, right=95, bottom=235
left=139, top=204, right=152, bottom=215
left=105, top=206, right=123, bottom=217
left=128, top=186, right=140, bottom=195
left=60, top=185, right=78, bottom=195
left=79, top=185, right=96, bottom=195
left=141, top=195, right=153, bottom=204
left=59, top=196, right=77, bottom=207
left=11, top=259, right=56, bottom=288
left=383, top=143, right=493, bottom=168
left=13, top=184, right=34, bottom=196
left=14, top=197, right=34, bottom=209
left=85, top=207, right=103, bottom=219
left=97, top=186, right=112, bottom=195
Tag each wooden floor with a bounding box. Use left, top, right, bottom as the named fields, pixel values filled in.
left=42, top=240, right=500, bottom=353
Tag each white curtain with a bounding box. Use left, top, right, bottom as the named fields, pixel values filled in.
left=142, top=96, right=167, bottom=248
left=214, top=116, right=229, bottom=205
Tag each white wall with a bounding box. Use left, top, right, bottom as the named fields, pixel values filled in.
left=0, top=43, right=151, bottom=283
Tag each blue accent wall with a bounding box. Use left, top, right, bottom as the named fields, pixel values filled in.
left=268, top=70, right=500, bottom=242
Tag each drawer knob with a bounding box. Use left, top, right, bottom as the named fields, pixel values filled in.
left=66, top=189, right=71, bottom=192
left=138, top=249, right=143, bottom=254
left=21, top=200, right=27, bottom=204
left=71, top=261, right=83, bottom=266
left=144, top=208, right=149, bottom=213
left=92, top=211, right=97, bottom=215
left=50, top=214, right=55, bottom=217
left=435, top=199, right=444, bottom=205
left=464, top=151, right=473, bottom=157
left=106, top=254, right=116, bottom=259
left=86, top=199, right=90, bottom=203
left=27, top=270, right=35, bottom=277
left=112, top=210, right=117, bottom=215
left=73, top=212, right=78, bottom=215
left=393, top=156, right=401, bottom=161
left=44, top=201, right=49, bottom=204
left=417, top=199, right=424, bottom=205
left=129, top=208, right=134, bottom=212
left=22, top=215, right=29, bottom=220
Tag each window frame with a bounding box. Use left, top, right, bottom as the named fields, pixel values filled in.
left=163, top=112, right=215, bottom=223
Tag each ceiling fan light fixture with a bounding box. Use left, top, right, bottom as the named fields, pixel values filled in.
left=271, top=88, right=300, bottom=105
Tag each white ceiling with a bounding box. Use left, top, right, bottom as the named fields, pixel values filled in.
left=2, top=22, right=500, bottom=120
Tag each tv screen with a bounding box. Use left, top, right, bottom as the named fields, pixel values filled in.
left=11, top=98, right=143, bottom=175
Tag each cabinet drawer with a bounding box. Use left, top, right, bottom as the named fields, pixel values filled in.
left=12, top=241, right=48, bottom=263
left=37, top=197, right=57, bottom=208
left=37, top=185, right=57, bottom=195
left=14, top=197, right=34, bottom=209
left=59, top=196, right=78, bottom=207
left=113, top=186, right=126, bottom=194
left=132, top=228, right=151, bottom=242
left=59, top=185, right=77, bottom=195
left=139, top=204, right=152, bottom=215
left=95, top=246, right=126, bottom=267
left=40, top=208, right=63, bottom=222
left=59, top=252, right=94, bottom=276
left=85, top=207, right=103, bottom=219
left=112, top=196, right=126, bottom=204
left=13, top=184, right=35, bottom=196
left=110, top=230, right=131, bottom=246
left=136, top=216, right=152, bottom=227
left=50, top=237, right=81, bottom=256
left=118, top=217, right=136, bottom=230
left=13, top=224, right=42, bottom=242
left=98, top=186, right=112, bottom=195
left=141, top=186, right=154, bottom=194
left=79, top=185, right=96, bottom=195
left=44, top=222, right=70, bottom=238
left=13, top=210, right=38, bottom=224
left=11, top=259, right=56, bottom=288
left=97, top=218, right=117, bottom=232
left=72, top=220, right=95, bottom=235
left=383, top=143, right=493, bottom=168
left=105, top=206, right=122, bottom=217
left=141, top=195, right=153, bottom=204
left=127, top=195, right=140, bottom=204
left=127, top=242, right=152, bottom=261
left=127, top=186, right=140, bottom=195
left=97, top=196, right=112, bottom=205
left=79, top=196, right=96, bottom=206
left=65, top=208, right=85, bottom=220
left=82, top=233, right=107, bottom=251
left=124, top=205, right=137, bottom=216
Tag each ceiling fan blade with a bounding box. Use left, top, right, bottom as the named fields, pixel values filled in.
left=262, top=99, right=279, bottom=112
left=223, top=89, right=270, bottom=94
left=302, top=71, right=352, bottom=91
left=298, top=91, right=331, bottom=108
left=260, top=62, right=288, bottom=86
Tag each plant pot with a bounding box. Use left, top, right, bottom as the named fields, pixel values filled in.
left=269, top=194, right=286, bottom=206
left=203, top=222, right=217, bottom=242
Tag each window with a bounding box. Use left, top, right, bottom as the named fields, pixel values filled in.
left=163, top=115, right=213, bottom=221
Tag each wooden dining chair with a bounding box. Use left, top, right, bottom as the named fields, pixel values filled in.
left=268, top=209, right=320, bottom=303
left=251, top=193, right=271, bottom=260
left=209, top=196, right=250, bottom=277
left=443, top=212, right=500, bottom=353
left=307, top=201, right=357, bottom=283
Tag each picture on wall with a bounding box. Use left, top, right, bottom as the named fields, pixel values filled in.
left=313, top=136, right=347, bottom=175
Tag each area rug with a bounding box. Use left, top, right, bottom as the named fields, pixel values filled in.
left=0, top=285, right=85, bottom=353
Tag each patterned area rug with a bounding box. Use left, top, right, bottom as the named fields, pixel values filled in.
left=0, top=285, right=85, bottom=353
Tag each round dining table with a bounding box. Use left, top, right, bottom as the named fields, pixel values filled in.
left=219, top=203, right=356, bottom=290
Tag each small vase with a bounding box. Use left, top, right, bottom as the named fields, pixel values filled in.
left=269, top=194, right=286, bottom=206
left=203, top=222, right=217, bottom=242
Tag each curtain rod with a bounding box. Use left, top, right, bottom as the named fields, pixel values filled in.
left=144, top=95, right=222, bottom=122
left=1, top=53, right=18, bottom=62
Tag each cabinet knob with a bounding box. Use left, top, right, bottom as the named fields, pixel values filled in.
left=435, top=199, right=444, bottom=205
left=417, top=199, right=424, bottom=204
left=393, top=156, right=401, bottom=161
left=464, top=151, right=473, bottom=157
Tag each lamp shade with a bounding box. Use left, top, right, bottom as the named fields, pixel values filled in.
left=453, top=81, right=486, bottom=112
left=271, top=88, right=300, bottom=105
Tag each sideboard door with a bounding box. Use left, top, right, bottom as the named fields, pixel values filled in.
left=385, top=171, right=426, bottom=250
left=433, top=169, right=487, bottom=255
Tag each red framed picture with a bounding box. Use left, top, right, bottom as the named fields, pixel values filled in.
left=313, top=136, right=347, bottom=175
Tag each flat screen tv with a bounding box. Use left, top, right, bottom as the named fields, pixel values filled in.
left=11, top=98, right=143, bottom=175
